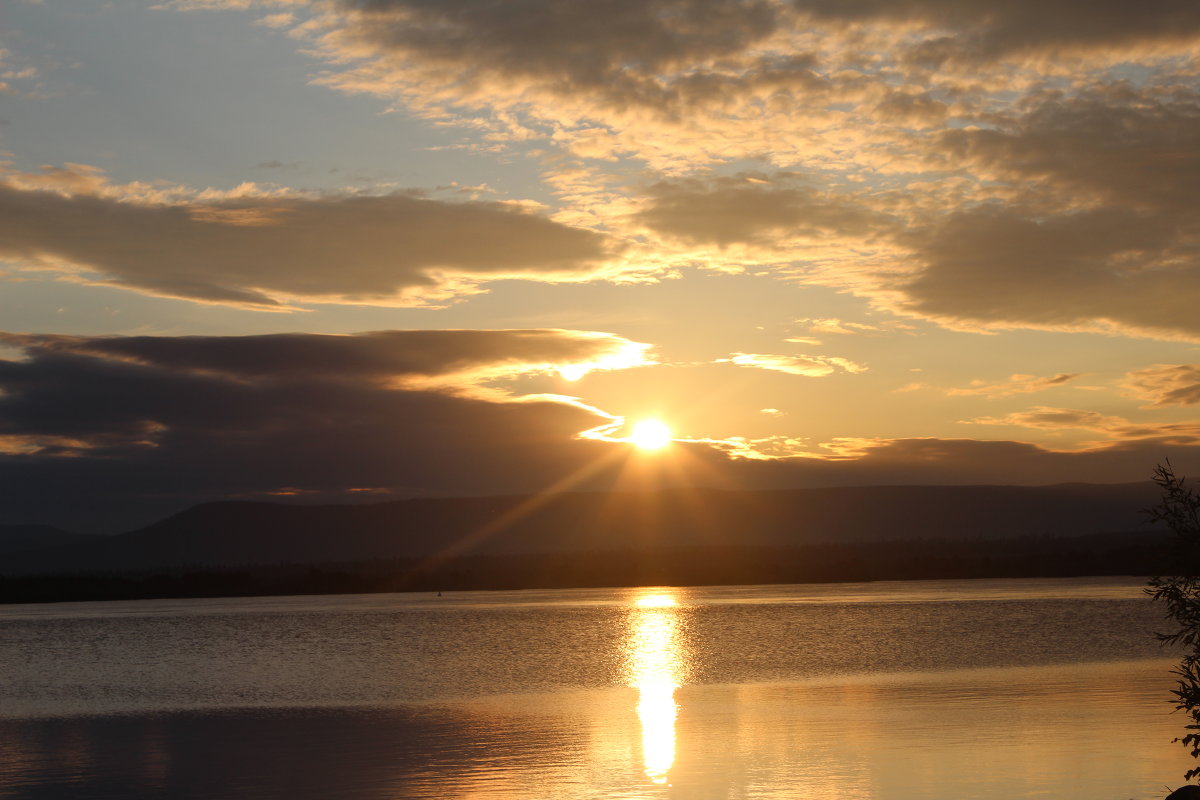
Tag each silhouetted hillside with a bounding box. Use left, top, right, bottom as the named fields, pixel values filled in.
left=0, top=482, right=1161, bottom=578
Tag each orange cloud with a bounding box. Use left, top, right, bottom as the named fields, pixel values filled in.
left=1121, top=364, right=1200, bottom=407
left=965, top=406, right=1200, bottom=445
left=723, top=352, right=867, bottom=377
left=948, top=373, right=1081, bottom=398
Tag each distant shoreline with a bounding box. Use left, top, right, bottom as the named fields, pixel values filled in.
left=0, top=531, right=1167, bottom=605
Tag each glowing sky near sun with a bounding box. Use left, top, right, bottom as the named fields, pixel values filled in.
left=2, top=0, right=1200, bottom=528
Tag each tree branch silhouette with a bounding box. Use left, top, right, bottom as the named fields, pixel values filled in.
left=1147, top=461, right=1200, bottom=782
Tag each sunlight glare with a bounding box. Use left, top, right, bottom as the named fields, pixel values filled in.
left=558, top=363, right=589, bottom=381
left=630, top=420, right=672, bottom=450
left=627, top=597, right=684, bottom=785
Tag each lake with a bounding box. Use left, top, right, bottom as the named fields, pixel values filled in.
left=0, top=577, right=1191, bottom=799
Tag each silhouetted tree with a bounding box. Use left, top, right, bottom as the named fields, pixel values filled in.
left=1147, top=461, right=1200, bottom=781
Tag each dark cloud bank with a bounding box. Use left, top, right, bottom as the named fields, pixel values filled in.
left=0, top=330, right=634, bottom=529
left=0, top=182, right=617, bottom=307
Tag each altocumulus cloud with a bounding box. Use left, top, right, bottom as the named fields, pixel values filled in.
left=0, top=168, right=623, bottom=308
left=156, top=1, right=1200, bottom=342
left=257, top=0, right=1200, bottom=117
left=209, top=0, right=1200, bottom=160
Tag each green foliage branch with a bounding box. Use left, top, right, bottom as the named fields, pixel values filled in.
left=1148, top=461, right=1200, bottom=781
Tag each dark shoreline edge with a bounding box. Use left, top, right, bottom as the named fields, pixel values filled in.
left=0, top=530, right=1168, bottom=605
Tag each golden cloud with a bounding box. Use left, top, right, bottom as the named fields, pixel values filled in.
left=723, top=352, right=867, bottom=377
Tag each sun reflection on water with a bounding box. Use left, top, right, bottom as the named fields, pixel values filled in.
left=626, top=590, right=687, bottom=785
left=635, top=594, right=677, bottom=608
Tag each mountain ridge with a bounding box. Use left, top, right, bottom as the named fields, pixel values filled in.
left=0, top=481, right=1163, bottom=577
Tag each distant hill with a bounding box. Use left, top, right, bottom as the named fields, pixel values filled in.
left=0, top=525, right=96, bottom=557
left=0, top=482, right=1164, bottom=577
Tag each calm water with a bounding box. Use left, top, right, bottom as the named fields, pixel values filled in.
left=0, top=577, right=1191, bottom=799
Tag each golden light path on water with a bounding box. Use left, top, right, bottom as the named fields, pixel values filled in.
left=628, top=592, right=685, bottom=785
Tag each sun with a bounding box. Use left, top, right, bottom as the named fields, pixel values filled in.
left=629, top=419, right=672, bottom=450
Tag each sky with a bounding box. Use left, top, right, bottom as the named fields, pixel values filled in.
left=3, top=0, right=1200, bottom=530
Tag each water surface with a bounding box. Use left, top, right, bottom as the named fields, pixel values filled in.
left=0, top=577, right=1189, bottom=799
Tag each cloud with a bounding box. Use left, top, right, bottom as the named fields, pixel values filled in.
left=618, top=172, right=899, bottom=285
left=793, top=0, right=1200, bottom=64
left=792, top=317, right=917, bottom=336
left=177, top=0, right=1200, bottom=175
left=723, top=352, right=867, bottom=377
left=873, top=90, right=949, bottom=127
left=633, top=173, right=885, bottom=248
left=935, top=87, right=1200, bottom=214
left=159, top=0, right=1200, bottom=218
left=876, top=87, right=1200, bottom=340
left=246, top=0, right=1200, bottom=121
left=301, top=4, right=912, bottom=172
left=235, top=1, right=1200, bottom=344
left=1122, top=364, right=1200, bottom=407
left=0, top=48, right=41, bottom=97
left=255, top=11, right=296, bottom=28
left=162, top=1, right=914, bottom=171
left=2, top=329, right=650, bottom=388
left=965, top=405, right=1200, bottom=444
left=967, top=407, right=1131, bottom=433
left=157, top=0, right=308, bottom=8
left=948, top=373, right=1081, bottom=398
left=0, top=329, right=651, bottom=528
left=894, top=204, right=1200, bottom=339
left=174, top=0, right=1200, bottom=345
left=309, top=0, right=792, bottom=114
left=232, top=4, right=1200, bottom=342
left=0, top=166, right=624, bottom=309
